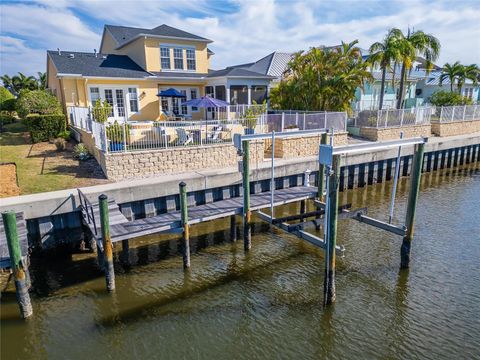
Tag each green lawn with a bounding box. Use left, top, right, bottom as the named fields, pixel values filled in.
left=0, top=120, right=109, bottom=196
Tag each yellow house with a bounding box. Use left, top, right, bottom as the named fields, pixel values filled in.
left=47, top=24, right=275, bottom=121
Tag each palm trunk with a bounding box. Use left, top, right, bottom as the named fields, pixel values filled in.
left=379, top=66, right=386, bottom=110
left=396, top=62, right=406, bottom=109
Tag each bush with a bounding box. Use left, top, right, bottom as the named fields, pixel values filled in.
left=15, top=89, right=62, bottom=118
left=92, top=99, right=112, bottom=123
left=428, top=90, right=473, bottom=106
left=24, top=114, right=66, bottom=143
left=0, top=114, right=16, bottom=126
left=54, top=138, right=66, bottom=151
left=57, top=130, right=71, bottom=141
left=73, top=143, right=90, bottom=161
left=106, top=121, right=130, bottom=142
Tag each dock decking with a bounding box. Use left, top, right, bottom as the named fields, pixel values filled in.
left=82, top=186, right=318, bottom=243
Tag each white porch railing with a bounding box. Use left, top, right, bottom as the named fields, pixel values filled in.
left=352, top=99, right=396, bottom=111
left=438, top=105, right=480, bottom=123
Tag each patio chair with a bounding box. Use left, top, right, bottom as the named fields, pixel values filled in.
left=175, top=128, right=193, bottom=146
left=206, top=126, right=223, bottom=143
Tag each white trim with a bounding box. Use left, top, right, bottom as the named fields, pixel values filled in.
left=87, top=84, right=140, bottom=120
left=115, top=34, right=212, bottom=49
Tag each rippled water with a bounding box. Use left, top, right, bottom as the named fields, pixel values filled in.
left=1, top=163, right=480, bottom=360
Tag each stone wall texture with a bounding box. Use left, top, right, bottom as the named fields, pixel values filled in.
left=272, top=132, right=348, bottom=159
left=360, top=125, right=431, bottom=141
left=431, top=120, right=480, bottom=137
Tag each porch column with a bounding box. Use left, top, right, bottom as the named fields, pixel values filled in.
left=226, top=86, right=231, bottom=120
left=247, top=86, right=252, bottom=105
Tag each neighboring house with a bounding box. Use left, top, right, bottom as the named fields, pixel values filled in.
left=47, top=24, right=275, bottom=122
left=414, top=70, right=479, bottom=104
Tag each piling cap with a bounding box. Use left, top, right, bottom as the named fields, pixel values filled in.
left=179, top=181, right=186, bottom=187
left=99, top=194, right=108, bottom=200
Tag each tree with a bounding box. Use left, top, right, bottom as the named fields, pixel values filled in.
left=439, top=62, right=463, bottom=92
left=1, top=75, right=13, bottom=89
left=15, top=89, right=62, bottom=118
left=395, top=28, right=441, bottom=109
left=428, top=90, right=472, bottom=106
left=37, top=72, right=47, bottom=90
left=11, top=72, right=38, bottom=93
left=368, top=28, right=403, bottom=110
left=270, top=40, right=373, bottom=113
left=0, top=86, right=16, bottom=114
left=456, top=64, right=479, bottom=94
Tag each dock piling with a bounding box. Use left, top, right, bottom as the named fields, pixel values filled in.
left=242, top=140, right=252, bottom=251
left=400, top=143, right=425, bottom=269
left=99, top=194, right=115, bottom=291
left=179, top=182, right=191, bottom=268
left=2, top=211, right=33, bottom=319
left=121, top=239, right=130, bottom=265
left=324, top=155, right=341, bottom=306
left=230, top=215, right=237, bottom=242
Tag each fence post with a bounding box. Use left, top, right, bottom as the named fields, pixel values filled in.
left=463, top=105, right=467, bottom=121
left=179, top=182, right=190, bottom=268
left=99, top=194, right=115, bottom=291
left=384, top=109, right=389, bottom=128
left=451, top=106, right=455, bottom=122
left=303, top=113, right=306, bottom=130
left=440, top=106, right=443, bottom=122
left=2, top=211, right=33, bottom=319
left=281, top=112, right=285, bottom=132
left=324, top=112, right=327, bottom=129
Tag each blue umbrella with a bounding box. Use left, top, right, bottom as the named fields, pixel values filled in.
left=181, top=96, right=229, bottom=108
left=157, top=88, right=186, bottom=98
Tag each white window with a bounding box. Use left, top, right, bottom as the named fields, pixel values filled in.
left=128, top=88, right=139, bottom=112
left=186, top=49, right=196, bottom=70
left=190, top=89, right=198, bottom=111
left=174, top=48, right=184, bottom=70
left=90, top=87, right=100, bottom=105
left=180, top=90, right=187, bottom=114
left=160, top=47, right=170, bottom=70
left=104, top=89, right=114, bottom=117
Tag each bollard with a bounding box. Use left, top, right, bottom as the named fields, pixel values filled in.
left=400, top=143, right=425, bottom=269
left=324, top=155, right=341, bottom=306
left=317, top=133, right=328, bottom=200
left=179, top=182, right=191, bottom=268
left=230, top=215, right=237, bottom=242
left=99, top=194, right=115, bottom=291
left=242, top=140, right=252, bottom=250
left=2, top=211, right=33, bottom=319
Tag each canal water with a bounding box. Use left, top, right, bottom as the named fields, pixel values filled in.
left=1, top=163, right=479, bottom=359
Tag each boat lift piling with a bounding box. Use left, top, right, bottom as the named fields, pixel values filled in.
left=179, top=182, right=191, bottom=268
left=99, top=194, right=115, bottom=291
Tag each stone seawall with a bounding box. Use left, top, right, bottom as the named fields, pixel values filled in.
left=360, top=124, right=431, bottom=141
left=272, top=132, right=348, bottom=159
left=431, top=120, right=480, bottom=137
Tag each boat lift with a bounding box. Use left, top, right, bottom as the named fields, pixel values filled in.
left=235, top=130, right=427, bottom=306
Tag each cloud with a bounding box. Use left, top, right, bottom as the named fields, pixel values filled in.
left=0, top=0, right=479, bottom=77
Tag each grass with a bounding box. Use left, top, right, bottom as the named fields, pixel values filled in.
left=0, top=120, right=109, bottom=196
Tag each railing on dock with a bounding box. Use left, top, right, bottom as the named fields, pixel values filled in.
left=77, top=189, right=97, bottom=236
left=438, top=105, right=480, bottom=123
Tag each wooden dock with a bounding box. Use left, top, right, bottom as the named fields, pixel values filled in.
left=81, top=186, right=318, bottom=243
left=0, top=212, right=28, bottom=268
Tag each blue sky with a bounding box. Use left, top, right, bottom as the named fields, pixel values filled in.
left=1, top=0, right=479, bottom=77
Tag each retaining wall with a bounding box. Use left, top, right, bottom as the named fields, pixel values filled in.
left=431, top=120, right=480, bottom=137
left=272, top=132, right=348, bottom=159
left=360, top=124, right=431, bottom=141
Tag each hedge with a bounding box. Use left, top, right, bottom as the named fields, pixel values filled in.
left=24, top=114, right=66, bottom=143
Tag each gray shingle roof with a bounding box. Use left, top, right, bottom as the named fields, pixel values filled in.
left=371, top=71, right=421, bottom=82
left=105, top=24, right=211, bottom=48
left=48, top=51, right=151, bottom=78
left=207, top=67, right=274, bottom=78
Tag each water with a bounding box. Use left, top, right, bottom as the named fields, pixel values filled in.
left=2, top=163, right=480, bottom=360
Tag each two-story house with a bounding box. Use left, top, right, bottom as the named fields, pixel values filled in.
left=47, top=24, right=275, bottom=121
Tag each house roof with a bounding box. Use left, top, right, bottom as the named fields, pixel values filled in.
left=417, top=71, right=477, bottom=86
left=47, top=51, right=151, bottom=78
left=207, top=67, right=275, bottom=78
left=105, top=24, right=212, bottom=49
left=371, top=71, right=422, bottom=82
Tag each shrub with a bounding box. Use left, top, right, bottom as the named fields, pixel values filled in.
left=0, top=114, right=16, bottom=126
left=57, top=130, right=71, bottom=141
left=0, top=86, right=16, bottom=114
left=15, top=89, right=62, bottom=118
left=428, top=90, right=473, bottom=106
left=24, top=114, right=66, bottom=143
left=106, top=121, right=130, bottom=142
left=54, top=138, right=66, bottom=151
left=92, top=99, right=112, bottom=123
left=73, top=143, right=90, bottom=161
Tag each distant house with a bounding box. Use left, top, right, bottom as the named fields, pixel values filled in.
left=47, top=24, right=275, bottom=121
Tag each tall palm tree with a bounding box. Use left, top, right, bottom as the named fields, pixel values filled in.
left=396, top=28, right=441, bottom=109
left=0, top=75, right=13, bottom=89
left=439, top=62, right=463, bottom=92
left=368, top=29, right=403, bottom=110
left=456, top=64, right=479, bottom=94
left=11, top=72, right=37, bottom=92
left=37, top=72, right=47, bottom=90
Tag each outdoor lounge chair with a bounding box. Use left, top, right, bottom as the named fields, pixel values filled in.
left=206, top=126, right=223, bottom=143
left=175, top=128, right=193, bottom=146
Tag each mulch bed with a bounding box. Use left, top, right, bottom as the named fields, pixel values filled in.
left=0, top=163, right=20, bottom=198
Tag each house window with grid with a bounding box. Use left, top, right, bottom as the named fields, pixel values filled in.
left=190, top=89, right=198, bottom=111
left=186, top=49, right=196, bottom=70
left=160, top=47, right=170, bottom=70
left=174, top=48, right=184, bottom=70
left=89, top=87, right=100, bottom=105
left=128, top=88, right=139, bottom=112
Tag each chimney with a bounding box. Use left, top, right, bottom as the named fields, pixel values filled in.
left=57, top=48, right=61, bottom=55
left=94, top=49, right=97, bottom=58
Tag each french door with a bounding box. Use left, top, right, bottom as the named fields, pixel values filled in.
left=104, top=88, right=125, bottom=121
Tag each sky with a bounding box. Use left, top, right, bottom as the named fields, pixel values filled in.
left=1, top=0, right=479, bottom=77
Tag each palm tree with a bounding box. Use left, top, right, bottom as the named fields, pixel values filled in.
left=0, top=74, right=13, bottom=89
left=439, top=62, right=463, bottom=92
left=37, top=72, right=47, bottom=90
left=396, top=28, right=441, bottom=109
left=456, top=64, right=479, bottom=94
left=11, top=72, right=37, bottom=92
left=368, top=29, right=403, bottom=110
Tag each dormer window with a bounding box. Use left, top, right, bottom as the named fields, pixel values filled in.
left=174, top=48, right=184, bottom=70
left=160, top=46, right=170, bottom=69
left=186, top=49, right=196, bottom=70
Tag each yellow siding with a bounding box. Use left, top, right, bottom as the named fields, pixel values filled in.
left=99, top=30, right=118, bottom=54
left=46, top=57, right=62, bottom=103
left=117, top=37, right=147, bottom=70
left=144, top=38, right=208, bottom=73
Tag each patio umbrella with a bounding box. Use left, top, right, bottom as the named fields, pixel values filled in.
left=156, top=88, right=186, bottom=98
left=181, top=96, right=229, bottom=108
